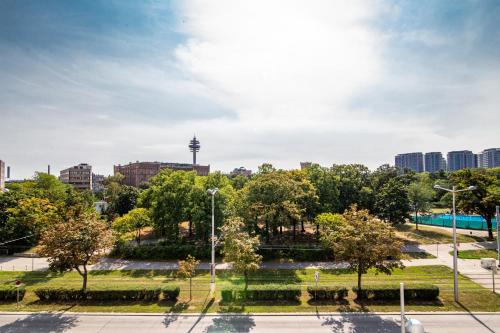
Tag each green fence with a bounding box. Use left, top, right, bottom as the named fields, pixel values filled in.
left=412, top=214, right=497, bottom=231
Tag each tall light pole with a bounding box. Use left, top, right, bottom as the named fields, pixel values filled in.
left=496, top=206, right=499, bottom=268
left=434, top=184, right=476, bottom=302
left=207, top=188, right=219, bottom=292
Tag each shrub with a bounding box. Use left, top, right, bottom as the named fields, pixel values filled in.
left=352, top=285, right=439, bottom=300
left=221, top=284, right=301, bottom=302
left=307, top=286, right=348, bottom=300
left=162, top=285, right=180, bottom=301
left=34, top=286, right=164, bottom=302
left=0, top=285, right=26, bottom=301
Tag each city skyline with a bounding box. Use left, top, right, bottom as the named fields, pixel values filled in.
left=1, top=1, right=500, bottom=178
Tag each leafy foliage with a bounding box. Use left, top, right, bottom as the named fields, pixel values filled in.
left=112, top=207, right=151, bottom=244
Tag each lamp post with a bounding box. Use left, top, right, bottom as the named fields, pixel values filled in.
left=434, top=184, right=476, bottom=302
left=207, top=188, right=219, bottom=292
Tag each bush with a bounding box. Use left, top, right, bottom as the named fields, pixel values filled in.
left=221, top=284, right=301, bottom=302
left=162, top=285, right=180, bottom=301
left=110, top=244, right=334, bottom=262
left=110, top=244, right=213, bottom=260
left=307, top=286, right=348, bottom=300
left=34, top=286, right=165, bottom=302
left=0, top=285, right=26, bottom=301
left=352, top=285, right=439, bottom=300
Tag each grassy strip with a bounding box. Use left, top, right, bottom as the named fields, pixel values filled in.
left=452, top=249, right=498, bottom=259
left=0, top=265, right=498, bottom=313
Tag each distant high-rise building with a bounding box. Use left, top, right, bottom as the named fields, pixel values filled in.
left=59, top=163, right=92, bottom=190
left=92, top=173, right=106, bottom=193
left=424, top=152, right=446, bottom=173
left=395, top=152, right=424, bottom=172
left=0, top=160, right=5, bottom=192
left=300, top=162, right=312, bottom=170
left=478, top=148, right=500, bottom=169
left=447, top=150, right=475, bottom=172
left=230, top=167, right=252, bottom=177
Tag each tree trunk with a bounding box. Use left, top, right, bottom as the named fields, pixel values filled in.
left=189, top=277, right=192, bottom=300
left=415, top=209, right=419, bottom=231
left=279, top=225, right=282, bottom=235
left=189, top=220, right=193, bottom=238
left=301, top=220, right=305, bottom=233
left=315, top=224, right=320, bottom=240
left=484, top=214, right=493, bottom=240
left=76, top=264, right=88, bottom=293
left=244, top=270, right=248, bottom=291
left=357, top=268, right=362, bottom=291
left=293, top=222, right=296, bottom=241
left=137, top=228, right=141, bottom=245
left=265, top=221, right=269, bottom=243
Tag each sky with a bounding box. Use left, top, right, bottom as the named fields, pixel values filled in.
left=1, top=0, right=499, bottom=179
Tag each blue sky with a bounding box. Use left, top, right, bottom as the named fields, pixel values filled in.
left=1, top=0, right=499, bottom=178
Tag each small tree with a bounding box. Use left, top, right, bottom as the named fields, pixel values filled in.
left=407, top=182, right=434, bottom=230
left=221, top=217, right=262, bottom=290
left=39, top=213, right=114, bottom=292
left=319, top=206, right=403, bottom=291
left=177, top=255, right=200, bottom=300
left=112, top=208, right=151, bottom=245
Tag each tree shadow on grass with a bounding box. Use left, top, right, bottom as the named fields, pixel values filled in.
left=0, top=313, right=78, bottom=333
left=322, top=313, right=401, bottom=333
left=204, top=315, right=256, bottom=333
left=3, top=270, right=62, bottom=287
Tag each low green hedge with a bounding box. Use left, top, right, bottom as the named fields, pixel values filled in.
left=34, top=286, right=173, bottom=302
left=162, top=285, right=180, bottom=301
left=307, top=286, right=348, bottom=300
left=221, top=284, right=301, bottom=302
left=0, top=285, right=26, bottom=301
left=352, top=285, right=439, bottom=300
left=110, top=244, right=333, bottom=261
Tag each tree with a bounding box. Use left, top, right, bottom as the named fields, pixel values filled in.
left=140, top=170, right=195, bottom=241
left=319, top=206, right=403, bottom=290
left=407, top=181, right=434, bottom=230
left=450, top=168, right=500, bottom=240
left=108, top=185, right=140, bottom=218
left=177, top=255, right=200, bottom=300
left=331, top=164, right=374, bottom=212
left=112, top=208, right=151, bottom=245
left=374, top=178, right=410, bottom=224
left=220, top=217, right=262, bottom=289
left=39, top=213, right=114, bottom=292
left=304, top=164, right=340, bottom=214
left=5, top=197, right=59, bottom=245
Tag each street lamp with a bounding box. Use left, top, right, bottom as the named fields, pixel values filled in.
left=207, top=188, right=219, bottom=292
left=433, top=184, right=476, bottom=302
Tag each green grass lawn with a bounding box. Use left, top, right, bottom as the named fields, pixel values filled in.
left=0, top=265, right=498, bottom=313
left=452, top=249, right=498, bottom=259
left=395, top=224, right=484, bottom=245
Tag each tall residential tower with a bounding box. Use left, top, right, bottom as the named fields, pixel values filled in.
left=395, top=152, right=424, bottom=172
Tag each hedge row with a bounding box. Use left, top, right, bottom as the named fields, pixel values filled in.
left=110, top=244, right=333, bottom=261
left=34, top=286, right=180, bottom=302
left=353, top=285, right=439, bottom=300
left=221, top=284, right=301, bottom=302
left=0, top=285, right=26, bottom=301
left=307, top=286, right=348, bottom=300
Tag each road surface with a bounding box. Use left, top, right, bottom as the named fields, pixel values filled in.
left=0, top=312, right=499, bottom=333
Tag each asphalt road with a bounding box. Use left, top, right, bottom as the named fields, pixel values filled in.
left=0, top=312, right=499, bottom=333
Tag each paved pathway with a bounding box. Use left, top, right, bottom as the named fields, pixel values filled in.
left=1, top=312, right=500, bottom=333
left=1, top=241, right=498, bottom=293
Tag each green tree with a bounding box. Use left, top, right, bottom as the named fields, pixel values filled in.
left=140, top=169, right=195, bottom=241
left=177, top=255, right=200, bottom=300
left=112, top=208, right=151, bottom=245
left=374, top=178, right=410, bottom=224
left=39, top=213, right=114, bottom=292
left=220, top=217, right=262, bottom=290
left=319, top=206, right=403, bottom=290
left=450, top=168, right=500, bottom=240
left=331, top=164, right=374, bottom=212
left=107, top=185, right=140, bottom=218
left=407, top=181, right=434, bottom=230
left=304, top=164, right=340, bottom=213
